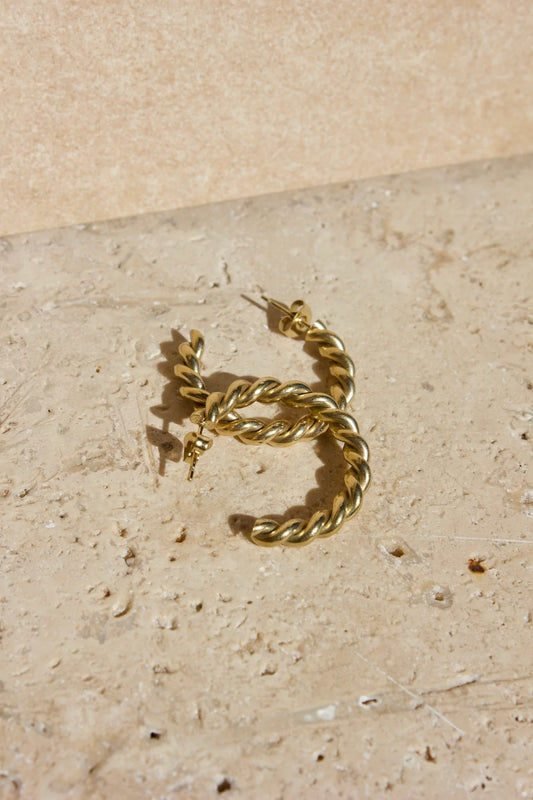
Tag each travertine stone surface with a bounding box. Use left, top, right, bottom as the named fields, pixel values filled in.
left=0, top=154, right=532, bottom=798
left=2, top=2, right=533, bottom=236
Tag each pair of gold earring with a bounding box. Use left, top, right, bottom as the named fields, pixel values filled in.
left=175, top=296, right=371, bottom=547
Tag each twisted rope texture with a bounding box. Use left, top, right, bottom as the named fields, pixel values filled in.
left=175, top=321, right=355, bottom=445
left=201, top=378, right=371, bottom=546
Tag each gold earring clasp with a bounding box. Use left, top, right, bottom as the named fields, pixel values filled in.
left=183, top=417, right=212, bottom=480
left=262, top=295, right=313, bottom=338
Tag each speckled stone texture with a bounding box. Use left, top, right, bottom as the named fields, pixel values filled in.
left=2, top=2, right=533, bottom=235
left=0, top=154, right=532, bottom=798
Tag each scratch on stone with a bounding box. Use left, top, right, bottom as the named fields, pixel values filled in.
left=420, top=676, right=480, bottom=695
left=351, top=649, right=465, bottom=735
left=110, top=400, right=139, bottom=464
left=135, top=389, right=158, bottom=488
left=0, top=379, right=33, bottom=430
left=417, top=535, right=532, bottom=545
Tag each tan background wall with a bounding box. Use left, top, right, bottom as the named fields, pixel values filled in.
left=1, top=1, right=533, bottom=237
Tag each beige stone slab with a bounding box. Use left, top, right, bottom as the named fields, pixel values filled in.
left=0, top=154, right=532, bottom=798
left=2, top=2, right=533, bottom=236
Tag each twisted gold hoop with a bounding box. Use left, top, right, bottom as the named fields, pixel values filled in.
left=173, top=296, right=371, bottom=546
left=199, top=378, right=371, bottom=546
left=175, top=297, right=356, bottom=454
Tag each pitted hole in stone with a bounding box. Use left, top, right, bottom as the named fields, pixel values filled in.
left=358, top=695, right=382, bottom=708
left=390, top=546, right=405, bottom=558
left=217, top=777, right=232, bottom=793
left=379, top=539, right=419, bottom=565
left=424, top=584, right=453, bottom=609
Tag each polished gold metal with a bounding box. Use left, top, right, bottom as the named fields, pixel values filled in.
left=174, top=296, right=371, bottom=546
left=176, top=332, right=324, bottom=450
left=261, top=296, right=312, bottom=338
left=201, top=378, right=371, bottom=545
left=183, top=419, right=211, bottom=481
left=176, top=295, right=356, bottom=430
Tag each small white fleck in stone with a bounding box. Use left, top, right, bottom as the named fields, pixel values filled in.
left=112, top=594, right=131, bottom=617
left=316, top=704, right=337, bottom=721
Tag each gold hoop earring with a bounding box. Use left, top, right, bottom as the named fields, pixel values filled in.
left=176, top=296, right=356, bottom=461
left=174, top=296, right=371, bottom=546
left=198, top=378, right=370, bottom=546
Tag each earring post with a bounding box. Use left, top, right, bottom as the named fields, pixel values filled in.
left=183, top=421, right=212, bottom=481
left=261, top=295, right=292, bottom=316
left=187, top=453, right=199, bottom=481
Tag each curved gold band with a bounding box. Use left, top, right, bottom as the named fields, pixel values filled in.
left=200, top=377, right=371, bottom=546
left=174, top=297, right=371, bottom=546
left=175, top=297, right=356, bottom=441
